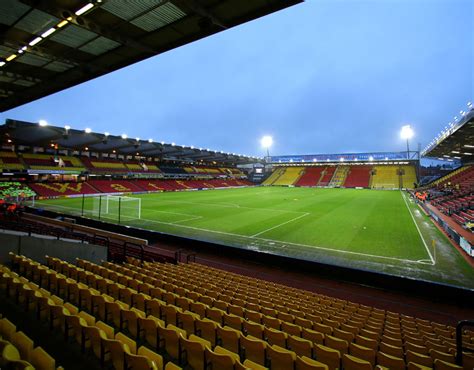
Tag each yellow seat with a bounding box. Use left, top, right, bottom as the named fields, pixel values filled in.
left=379, top=341, right=403, bottom=358
left=245, top=310, right=263, bottom=324
left=0, top=341, right=34, bottom=370
left=302, top=328, right=325, bottom=345
left=349, top=342, right=376, bottom=366
left=206, top=346, right=246, bottom=370
left=121, top=308, right=145, bottom=339
left=217, top=326, right=241, bottom=354
left=243, top=321, right=265, bottom=339
left=376, top=352, right=405, bottom=370
left=406, top=350, right=433, bottom=368
left=177, top=311, right=198, bottom=335
left=243, top=358, right=268, bottom=369
left=264, top=327, right=288, bottom=348
left=295, top=355, right=329, bottom=370
left=195, top=318, right=218, bottom=347
left=159, top=325, right=186, bottom=361
left=262, top=315, right=281, bottom=330
left=82, top=324, right=108, bottom=358
left=164, top=361, right=182, bottom=369
left=282, top=322, right=303, bottom=337
left=0, top=318, right=17, bottom=340
left=405, top=342, right=430, bottom=356
left=355, top=335, right=378, bottom=351
left=11, top=331, right=34, bottom=362
left=433, top=359, right=462, bottom=369
left=288, top=335, right=314, bottom=358
left=30, top=346, right=56, bottom=370
left=325, top=335, right=349, bottom=354
left=429, top=349, right=455, bottom=364
left=342, top=353, right=373, bottom=370
left=267, top=344, right=297, bottom=370
left=407, top=362, right=432, bottom=370
left=125, top=346, right=163, bottom=370
left=102, top=335, right=131, bottom=369
left=240, top=335, right=267, bottom=366
left=180, top=334, right=211, bottom=370
left=65, top=314, right=89, bottom=344
left=315, top=344, right=341, bottom=370
left=223, top=313, right=244, bottom=331
left=313, top=323, right=333, bottom=336
left=206, top=307, right=225, bottom=326
left=161, top=305, right=182, bottom=326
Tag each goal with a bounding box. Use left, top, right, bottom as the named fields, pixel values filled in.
left=92, top=195, right=141, bottom=221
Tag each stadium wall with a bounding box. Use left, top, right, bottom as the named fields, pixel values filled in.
left=0, top=232, right=107, bottom=264
left=419, top=202, right=474, bottom=258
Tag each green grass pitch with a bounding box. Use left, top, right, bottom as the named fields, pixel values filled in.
left=34, top=187, right=474, bottom=289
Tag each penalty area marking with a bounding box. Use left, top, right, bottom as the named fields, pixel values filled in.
left=401, top=191, right=435, bottom=265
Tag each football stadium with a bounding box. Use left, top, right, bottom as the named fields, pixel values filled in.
left=0, top=1, right=473, bottom=370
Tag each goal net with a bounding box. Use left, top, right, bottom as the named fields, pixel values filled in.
left=92, top=195, right=141, bottom=222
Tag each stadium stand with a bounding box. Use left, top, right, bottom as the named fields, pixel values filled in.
left=318, top=166, right=337, bottom=186
left=21, top=153, right=85, bottom=171
left=159, top=167, right=188, bottom=175
left=295, top=167, right=326, bottom=187
left=329, top=166, right=349, bottom=187
left=3, top=253, right=473, bottom=370
left=263, top=167, right=286, bottom=185
left=428, top=165, right=474, bottom=226
left=272, top=167, right=305, bottom=186
left=343, top=166, right=372, bottom=188
left=0, top=151, right=25, bottom=170
left=81, top=157, right=128, bottom=173
left=87, top=180, right=145, bottom=193
left=28, top=182, right=98, bottom=197
left=371, top=166, right=400, bottom=189
left=0, top=314, right=59, bottom=369
left=400, top=165, right=417, bottom=189
left=125, top=161, right=161, bottom=173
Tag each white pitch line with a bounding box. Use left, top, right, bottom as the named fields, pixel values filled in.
left=35, top=199, right=431, bottom=266
left=136, top=216, right=428, bottom=265
left=172, top=216, right=203, bottom=224
left=251, top=213, right=310, bottom=237
left=401, top=191, right=435, bottom=265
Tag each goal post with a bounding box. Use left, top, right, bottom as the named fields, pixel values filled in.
left=92, top=195, right=141, bottom=223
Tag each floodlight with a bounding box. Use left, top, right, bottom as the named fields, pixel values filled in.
left=104, top=132, right=109, bottom=136
left=400, top=125, right=414, bottom=140
left=85, top=128, right=92, bottom=133
left=75, top=3, right=94, bottom=16
left=148, top=139, right=153, bottom=143
left=41, top=28, right=56, bottom=38
left=121, top=134, right=127, bottom=139
left=64, top=125, right=71, bottom=130
left=29, top=37, right=42, bottom=46
left=0, top=62, right=5, bottom=67
left=39, top=120, right=48, bottom=127
left=261, top=136, right=273, bottom=148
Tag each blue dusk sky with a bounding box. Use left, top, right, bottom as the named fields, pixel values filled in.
left=1, top=0, right=473, bottom=157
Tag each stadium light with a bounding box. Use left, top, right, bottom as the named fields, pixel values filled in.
left=148, top=139, right=153, bottom=143
left=39, top=120, right=48, bottom=127
left=85, top=128, right=92, bottom=133
left=261, top=135, right=273, bottom=160
left=400, top=125, right=414, bottom=159
left=64, top=125, right=71, bottom=130
left=121, top=134, right=127, bottom=139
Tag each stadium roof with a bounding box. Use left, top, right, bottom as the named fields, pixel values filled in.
left=1, top=119, right=262, bottom=164
left=0, top=0, right=302, bottom=112
left=422, top=108, right=474, bottom=162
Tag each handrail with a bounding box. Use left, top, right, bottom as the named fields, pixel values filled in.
left=456, top=320, right=474, bottom=366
